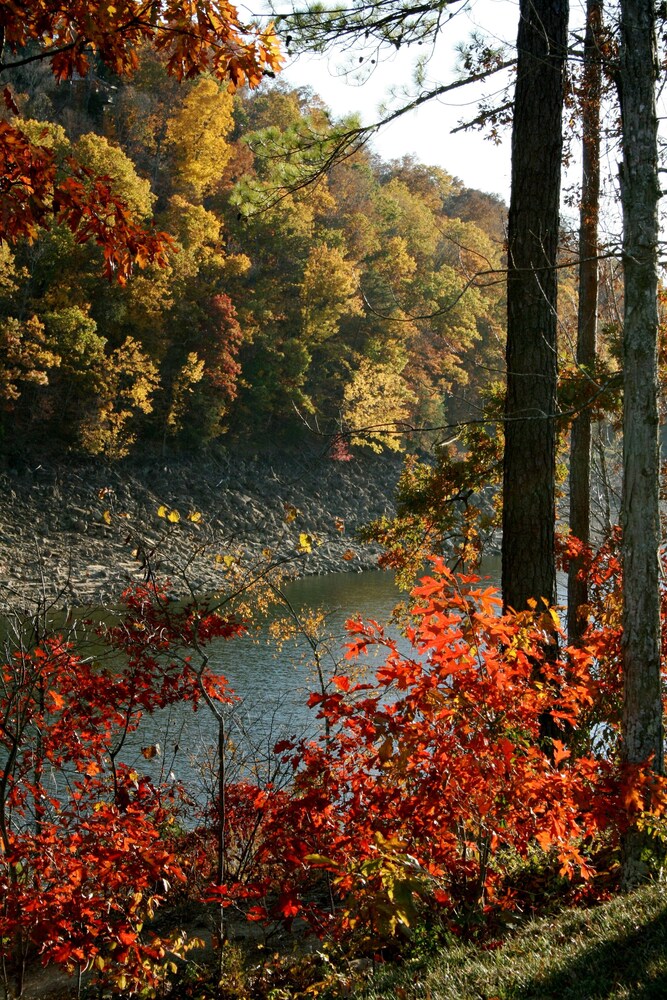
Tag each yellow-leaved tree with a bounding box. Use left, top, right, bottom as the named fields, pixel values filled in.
left=342, top=356, right=416, bottom=453
left=74, top=133, right=156, bottom=218
left=79, top=337, right=159, bottom=458
left=0, top=316, right=60, bottom=403
left=165, top=78, right=235, bottom=202
left=300, top=244, right=363, bottom=344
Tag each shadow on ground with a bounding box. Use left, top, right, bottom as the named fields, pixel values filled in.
left=514, top=905, right=667, bottom=1000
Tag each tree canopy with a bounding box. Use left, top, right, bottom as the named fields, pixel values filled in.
left=0, top=50, right=506, bottom=459
left=0, top=1, right=283, bottom=280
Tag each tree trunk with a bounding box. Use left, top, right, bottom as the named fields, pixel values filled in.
left=568, top=0, right=602, bottom=644
left=617, top=0, right=663, bottom=888
left=503, top=0, right=568, bottom=613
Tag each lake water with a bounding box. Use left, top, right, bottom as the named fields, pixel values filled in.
left=123, top=568, right=413, bottom=796
left=5, top=557, right=566, bottom=809
left=123, top=558, right=538, bottom=801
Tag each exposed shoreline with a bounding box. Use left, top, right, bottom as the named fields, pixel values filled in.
left=0, top=449, right=403, bottom=613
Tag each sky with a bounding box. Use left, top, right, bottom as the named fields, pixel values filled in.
left=256, top=0, right=626, bottom=218
left=265, top=0, right=521, bottom=201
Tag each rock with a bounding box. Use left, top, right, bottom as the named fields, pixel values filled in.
left=0, top=449, right=404, bottom=611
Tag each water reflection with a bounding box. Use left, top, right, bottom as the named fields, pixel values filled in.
left=120, top=560, right=566, bottom=799
left=123, top=570, right=408, bottom=796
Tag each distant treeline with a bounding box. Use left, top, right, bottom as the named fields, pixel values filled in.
left=1, top=46, right=507, bottom=459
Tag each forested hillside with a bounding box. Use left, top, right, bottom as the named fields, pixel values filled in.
left=1, top=48, right=506, bottom=460
left=3, top=1, right=667, bottom=996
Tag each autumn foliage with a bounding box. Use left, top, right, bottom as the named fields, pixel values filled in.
left=0, top=53, right=508, bottom=459
left=210, top=558, right=665, bottom=948
left=0, top=582, right=244, bottom=994
left=0, top=1, right=282, bottom=281
left=1, top=556, right=665, bottom=992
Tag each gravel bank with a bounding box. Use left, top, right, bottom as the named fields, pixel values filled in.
left=0, top=449, right=402, bottom=612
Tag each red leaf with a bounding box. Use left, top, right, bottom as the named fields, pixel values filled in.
left=277, top=892, right=301, bottom=919
left=3, top=87, right=18, bottom=114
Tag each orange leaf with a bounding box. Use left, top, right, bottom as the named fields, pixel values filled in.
left=48, top=689, right=66, bottom=710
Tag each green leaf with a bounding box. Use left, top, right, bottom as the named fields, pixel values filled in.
left=304, top=853, right=339, bottom=867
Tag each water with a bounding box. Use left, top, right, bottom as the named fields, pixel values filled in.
left=123, top=559, right=571, bottom=795
left=5, top=559, right=567, bottom=811
left=122, top=569, right=413, bottom=798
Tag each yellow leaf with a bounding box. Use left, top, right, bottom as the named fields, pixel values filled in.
left=215, top=553, right=236, bottom=568
left=102, top=509, right=112, bottom=525
left=304, top=853, right=339, bottom=867
left=299, top=533, right=313, bottom=554
left=157, top=505, right=168, bottom=519
left=188, top=511, right=202, bottom=523
left=167, top=509, right=180, bottom=523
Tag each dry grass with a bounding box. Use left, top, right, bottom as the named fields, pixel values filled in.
left=363, top=883, right=667, bottom=1000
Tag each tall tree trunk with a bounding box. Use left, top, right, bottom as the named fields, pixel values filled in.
left=618, top=0, right=663, bottom=887
left=568, top=0, right=602, bottom=644
left=503, top=0, right=568, bottom=613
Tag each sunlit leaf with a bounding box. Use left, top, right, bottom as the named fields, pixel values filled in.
left=304, top=854, right=339, bottom=867
left=298, top=532, right=313, bottom=553
left=48, top=689, right=66, bottom=710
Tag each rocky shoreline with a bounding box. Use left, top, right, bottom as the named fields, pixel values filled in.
left=0, top=449, right=403, bottom=613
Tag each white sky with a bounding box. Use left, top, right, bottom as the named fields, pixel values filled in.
left=256, top=0, right=626, bottom=213
left=266, top=0, right=520, bottom=201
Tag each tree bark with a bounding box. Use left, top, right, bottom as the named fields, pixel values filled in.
left=568, top=0, right=602, bottom=644
left=617, top=0, right=663, bottom=888
left=503, top=0, right=568, bottom=613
